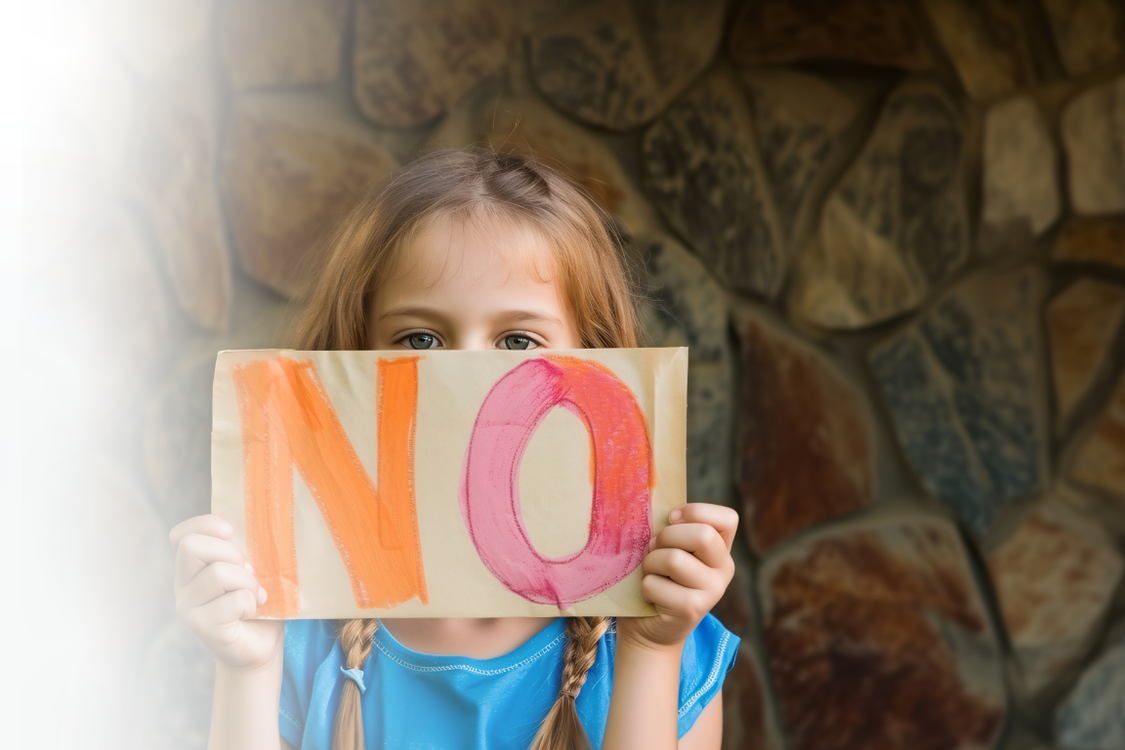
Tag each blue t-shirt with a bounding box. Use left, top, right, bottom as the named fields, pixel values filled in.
left=280, top=615, right=739, bottom=749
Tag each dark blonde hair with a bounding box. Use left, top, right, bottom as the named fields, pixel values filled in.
left=288, top=147, right=643, bottom=750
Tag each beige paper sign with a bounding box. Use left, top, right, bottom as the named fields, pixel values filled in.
left=211, top=348, right=687, bottom=619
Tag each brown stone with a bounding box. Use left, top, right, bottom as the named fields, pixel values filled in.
left=722, top=647, right=780, bottom=750
left=219, top=0, right=348, bottom=89
left=728, top=0, right=932, bottom=71
left=642, top=70, right=785, bottom=298
left=221, top=91, right=398, bottom=298
left=429, top=93, right=655, bottom=239
left=1048, top=279, right=1125, bottom=426
left=1070, top=372, right=1125, bottom=498
left=1062, top=76, right=1125, bottom=216
left=528, top=0, right=726, bottom=130
left=1042, top=0, right=1123, bottom=77
left=789, top=80, right=968, bottom=329
left=130, top=53, right=231, bottom=331
left=922, top=0, right=1035, bottom=102
left=761, top=513, right=1005, bottom=750
left=988, top=498, right=1124, bottom=694
left=736, top=311, right=873, bottom=554
left=711, top=573, right=753, bottom=641
left=1053, top=218, right=1125, bottom=270
left=96, top=0, right=215, bottom=77
left=353, top=0, right=514, bottom=128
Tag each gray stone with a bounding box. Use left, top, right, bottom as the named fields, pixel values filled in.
left=353, top=0, right=514, bottom=128
left=987, top=495, right=1124, bottom=695
left=639, top=233, right=728, bottom=362
left=684, top=361, right=734, bottom=507
left=1070, top=371, right=1125, bottom=499
left=870, top=267, right=1047, bottom=535
left=727, top=0, right=932, bottom=71
left=642, top=69, right=785, bottom=298
left=739, top=69, right=860, bottom=248
left=129, top=51, right=231, bottom=331
left=980, top=96, right=1059, bottom=252
left=637, top=233, right=734, bottom=504
left=219, top=0, right=349, bottom=89
left=736, top=309, right=874, bottom=553
left=922, top=0, right=1035, bottom=102
left=65, top=204, right=171, bottom=372
left=528, top=0, right=726, bottom=131
left=1063, top=76, right=1125, bottom=216
left=91, top=468, right=176, bottom=658
left=143, top=358, right=215, bottom=527
left=428, top=93, right=656, bottom=240
left=789, top=81, right=968, bottom=329
left=1047, top=279, right=1125, bottom=426
left=131, top=620, right=216, bottom=750
left=1043, top=0, right=1123, bottom=77
left=1056, top=628, right=1125, bottom=750
left=221, top=91, right=398, bottom=298
left=760, top=511, right=1006, bottom=750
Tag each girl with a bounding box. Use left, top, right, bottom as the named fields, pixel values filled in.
left=170, top=147, right=740, bottom=750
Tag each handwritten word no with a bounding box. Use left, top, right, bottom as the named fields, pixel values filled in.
left=231, top=355, right=653, bottom=618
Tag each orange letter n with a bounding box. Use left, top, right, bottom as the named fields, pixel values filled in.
left=231, top=356, right=427, bottom=617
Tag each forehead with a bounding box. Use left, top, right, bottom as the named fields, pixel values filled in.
left=384, top=209, right=557, bottom=289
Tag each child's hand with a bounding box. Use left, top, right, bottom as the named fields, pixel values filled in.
left=619, top=503, right=738, bottom=651
left=170, top=514, right=284, bottom=672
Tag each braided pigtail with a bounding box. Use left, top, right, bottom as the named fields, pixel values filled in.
left=528, top=616, right=610, bottom=750
left=332, top=619, right=380, bottom=750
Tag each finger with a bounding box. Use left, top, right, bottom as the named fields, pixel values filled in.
left=668, top=504, right=738, bottom=551
left=175, top=533, right=249, bottom=590
left=642, top=547, right=716, bottom=591
left=652, top=522, right=734, bottom=571
left=169, top=514, right=233, bottom=549
left=640, top=574, right=713, bottom=621
left=185, top=588, right=260, bottom=634
left=177, top=561, right=262, bottom=611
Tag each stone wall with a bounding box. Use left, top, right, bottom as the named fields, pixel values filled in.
left=25, top=1, right=1125, bottom=749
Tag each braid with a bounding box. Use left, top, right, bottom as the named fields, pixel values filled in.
left=528, top=616, right=610, bottom=750
left=332, top=619, right=380, bottom=750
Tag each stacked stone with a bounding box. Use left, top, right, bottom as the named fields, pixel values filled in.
left=66, top=0, right=1125, bottom=748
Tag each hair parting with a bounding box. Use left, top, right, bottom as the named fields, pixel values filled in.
left=290, top=147, right=642, bottom=750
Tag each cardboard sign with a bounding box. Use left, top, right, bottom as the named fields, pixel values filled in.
left=211, top=348, right=687, bottom=619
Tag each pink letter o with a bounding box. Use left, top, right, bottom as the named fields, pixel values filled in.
left=460, top=356, right=653, bottom=608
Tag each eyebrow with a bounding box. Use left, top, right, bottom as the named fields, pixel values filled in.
left=378, top=306, right=565, bottom=329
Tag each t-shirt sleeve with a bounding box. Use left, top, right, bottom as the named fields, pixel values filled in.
left=677, top=613, right=740, bottom=739
left=279, top=620, right=338, bottom=748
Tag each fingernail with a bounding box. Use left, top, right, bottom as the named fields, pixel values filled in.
left=670, top=509, right=682, bottom=523
left=647, top=537, right=656, bottom=552
left=244, top=561, right=255, bottom=574
left=258, top=586, right=268, bottom=604
left=219, top=521, right=233, bottom=536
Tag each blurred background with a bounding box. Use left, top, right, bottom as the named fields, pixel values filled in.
left=15, top=0, right=1125, bottom=748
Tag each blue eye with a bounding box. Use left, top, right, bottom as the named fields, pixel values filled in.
left=501, top=335, right=537, bottom=350
left=405, top=333, right=439, bottom=350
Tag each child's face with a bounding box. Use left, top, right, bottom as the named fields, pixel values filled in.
left=369, top=213, right=582, bottom=351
